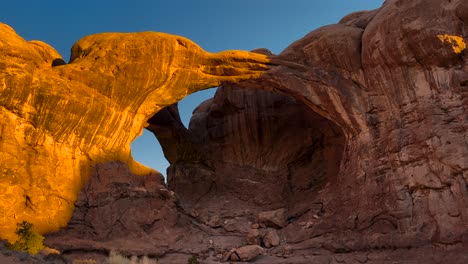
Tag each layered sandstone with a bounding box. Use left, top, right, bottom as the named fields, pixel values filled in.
left=1, top=0, right=467, bottom=263
left=149, top=0, right=468, bottom=262
left=149, top=85, right=345, bottom=222
left=0, top=23, right=270, bottom=241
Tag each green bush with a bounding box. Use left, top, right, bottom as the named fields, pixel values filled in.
left=7, top=221, right=44, bottom=255
left=187, top=255, right=200, bottom=264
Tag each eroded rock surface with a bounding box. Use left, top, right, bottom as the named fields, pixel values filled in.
left=0, top=22, right=270, bottom=241
left=148, top=0, right=468, bottom=262
left=2, top=0, right=468, bottom=263
left=149, top=85, right=344, bottom=226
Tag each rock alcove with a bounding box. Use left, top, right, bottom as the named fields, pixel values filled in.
left=148, top=84, right=346, bottom=223
left=1, top=0, right=468, bottom=263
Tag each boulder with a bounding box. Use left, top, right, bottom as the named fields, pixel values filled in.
left=223, top=245, right=265, bottom=262
left=263, top=229, right=280, bottom=248
left=258, top=209, right=288, bottom=229
left=246, top=229, right=260, bottom=245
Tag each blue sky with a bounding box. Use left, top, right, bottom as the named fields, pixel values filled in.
left=1, top=1, right=384, bottom=176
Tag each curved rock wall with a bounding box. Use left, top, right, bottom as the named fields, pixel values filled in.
left=2, top=0, right=467, bottom=263
left=148, top=0, right=468, bottom=262
left=150, top=85, right=345, bottom=216
left=0, top=22, right=270, bottom=241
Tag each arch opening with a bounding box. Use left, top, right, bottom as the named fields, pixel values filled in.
left=131, top=129, right=169, bottom=178
left=147, top=85, right=346, bottom=222
left=131, top=88, right=218, bottom=178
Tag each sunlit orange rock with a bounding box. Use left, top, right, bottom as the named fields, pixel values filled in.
left=0, top=22, right=270, bottom=241
left=3, top=0, right=468, bottom=262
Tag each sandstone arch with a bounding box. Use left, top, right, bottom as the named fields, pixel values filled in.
left=0, top=22, right=270, bottom=241
left=1, top=0, right=467, bottom=262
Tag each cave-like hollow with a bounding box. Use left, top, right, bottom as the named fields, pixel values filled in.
left=146, top=86, right=346, bottom=222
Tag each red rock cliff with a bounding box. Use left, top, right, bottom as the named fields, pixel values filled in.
left=148, top=0, right=468, bottom=262
left=38, top=0, right=468, bottom=263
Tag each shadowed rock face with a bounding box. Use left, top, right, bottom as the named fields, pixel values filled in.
left=2, top=0, right=468, bottom=263
left=0, top=23, right=270, bottom=241
left=146, top=0, right=467, bottom=262
left=149, top=85, right=345, bottom=217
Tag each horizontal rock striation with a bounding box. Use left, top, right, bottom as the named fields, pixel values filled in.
left=148, top=0, right=468, bottom=262
left=0, top=22, right=270, bottom=241
left=149, top=84, right=345, bottom=222
left=2, top=0, right=467, bottom=263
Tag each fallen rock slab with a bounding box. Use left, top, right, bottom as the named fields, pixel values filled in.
left=223, top=245, right=265, bottom=262
left=258, top=209, right=288, bottom=228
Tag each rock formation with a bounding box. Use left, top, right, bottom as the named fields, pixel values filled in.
left=147, top=0, right=468, bottom=262
left=1, top=0, right=468, bottom=263
left=148, top=84, right=345, bottom=227
left=0, top=22, right=270, bottom=242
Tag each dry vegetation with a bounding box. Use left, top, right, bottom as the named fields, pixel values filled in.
left=107, top=250, right=158, bottom=264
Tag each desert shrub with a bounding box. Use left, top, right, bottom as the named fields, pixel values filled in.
left=108, top=250, right=158, bottom=264
left=7, top=221, right=44, bottom=255
left=187, top=255, right=200, bottom=264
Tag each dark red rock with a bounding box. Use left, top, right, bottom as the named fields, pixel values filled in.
left=258, top=209, right=288, bottom=229
left=149, top=85, right=345, bottom=227
left=223, top=245, right=265, bottom=262
left=45, top=162, right=214, bottom=262
left=150, top=0, right=468, bottom=261
left=42, top=0, right=468, bottom=263
left=246, top=229, right=261, bottom=245
left=263, top=229, right=280, bottom=248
